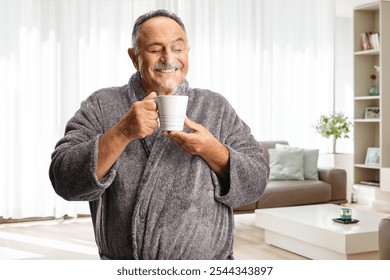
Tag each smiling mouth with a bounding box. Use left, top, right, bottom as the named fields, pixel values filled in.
left=153, top=62, right=183, bottom=73
left=157, top=68, right=177, bottom=73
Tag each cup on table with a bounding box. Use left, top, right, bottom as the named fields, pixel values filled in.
left=155, top=95, right=188, bottom=131
left=340, top=207, right=352, bottom=221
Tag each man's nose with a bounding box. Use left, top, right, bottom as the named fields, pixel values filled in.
left=160, top=48, right=174, bottom=62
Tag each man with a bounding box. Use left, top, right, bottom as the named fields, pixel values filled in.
left=49, top=9, right=269, bottom=260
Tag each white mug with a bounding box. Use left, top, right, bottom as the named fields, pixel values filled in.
left=155, top=95, right=188, bottom=131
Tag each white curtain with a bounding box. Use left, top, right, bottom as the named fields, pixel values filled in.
left=0, top=0, right=334, bottom=219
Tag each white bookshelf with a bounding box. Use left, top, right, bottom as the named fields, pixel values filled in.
left=353, top=1, right=390, bottom=211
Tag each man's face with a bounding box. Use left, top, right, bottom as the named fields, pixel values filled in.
left=129, top=16, right=189, bottom=95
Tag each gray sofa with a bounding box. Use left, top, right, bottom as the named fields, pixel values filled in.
left=234, top=140, right=348, bottom=213
left=379, top=216, right=390, bottom=259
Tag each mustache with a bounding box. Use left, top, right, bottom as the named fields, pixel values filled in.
left=152, top=62, right=183, bottom=71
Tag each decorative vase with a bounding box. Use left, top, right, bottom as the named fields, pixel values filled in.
left=368, top=83, right=379, bottom=96
left=368, top=74, right=379, bottom=96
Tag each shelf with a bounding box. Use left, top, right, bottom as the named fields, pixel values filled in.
left=354, top=49, right=380, bottom=55
left=354, top=183, right=380, bottom=189
left=353, top=0, right=390, bottom=195
left=354, top=118, right=380, bottom=122
left=354, top=164, right=380, bottom=170
left=356, top=1, right=379, bottom=11
left=354, top=96, right=380, bottom=100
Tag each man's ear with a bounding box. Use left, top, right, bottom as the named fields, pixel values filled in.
left=128, top=48, right=139, bottom=70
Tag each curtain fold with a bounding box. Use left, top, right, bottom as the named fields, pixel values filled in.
left=0, top=0, right=334, bottom=219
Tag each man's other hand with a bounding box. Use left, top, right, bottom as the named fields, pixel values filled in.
left=164, top=117, right=229, bottom=177
left=163, top=117, right=215, bottom=156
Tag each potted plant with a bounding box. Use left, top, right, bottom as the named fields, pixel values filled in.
left=315, top=112, right=353, bottom=202
left=314, top=112, right=352, bottom=154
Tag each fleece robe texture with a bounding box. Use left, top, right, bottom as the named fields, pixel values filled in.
left=49, top=72, right=269, bottom=260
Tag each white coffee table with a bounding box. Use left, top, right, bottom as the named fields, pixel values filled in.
left=255, top=204, right=388, bottom=259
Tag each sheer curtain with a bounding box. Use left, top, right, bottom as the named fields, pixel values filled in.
left=0, top=0, right=334, bottom=219
left=185, top=0, right=335, bottom=147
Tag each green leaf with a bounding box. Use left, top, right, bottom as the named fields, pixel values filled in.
left=314, top=112, right=352, bottom=140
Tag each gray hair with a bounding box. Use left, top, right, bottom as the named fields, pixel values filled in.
left=131, top=9, right=186, bottom=54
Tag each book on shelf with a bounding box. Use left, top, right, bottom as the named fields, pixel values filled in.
left=360, top=32, right=380, bottom=51
left=370, top=32, right=380, bottom=49
left=360, top=180, right=380, bottom=187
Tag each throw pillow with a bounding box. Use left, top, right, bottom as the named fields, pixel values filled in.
left=275, top=144, right=319, bottom=180
left=268, top=148, right=304, bottom=181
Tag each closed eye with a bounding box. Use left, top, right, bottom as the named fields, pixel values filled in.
left=172, top=41, right=185, bottom=53
left=149, top=49, right=162, bottom=53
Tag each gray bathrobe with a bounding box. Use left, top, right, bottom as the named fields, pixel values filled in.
left=49, top=72, right=269, bottom=260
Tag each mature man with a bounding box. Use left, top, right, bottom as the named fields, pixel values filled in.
left=49, top=9, right=269, bottom=260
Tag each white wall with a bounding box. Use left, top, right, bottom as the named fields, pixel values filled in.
left=334, top=17, right=353, bottom=153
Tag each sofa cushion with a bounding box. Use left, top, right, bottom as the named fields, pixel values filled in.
left=269, top=148, right=304, bottom=181
left=275, top=144, right=319, bottom=180
left=256, top=180, right=332, bottom=209
left=259, top=140, right=289, bottom=162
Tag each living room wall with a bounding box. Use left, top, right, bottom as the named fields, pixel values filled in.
left=334, top=16, right=353, bottom=153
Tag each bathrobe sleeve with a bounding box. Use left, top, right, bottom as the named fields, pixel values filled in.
left=49, top=94, right=119, bottom=201
left=210, top=95, right=270, bottom=209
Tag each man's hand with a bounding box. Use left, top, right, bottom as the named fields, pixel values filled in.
left=118, top=92, right=159, bottom=141
left=164, top=117, right=229, bottom=177
left=97, top=92, right=158, bottom=180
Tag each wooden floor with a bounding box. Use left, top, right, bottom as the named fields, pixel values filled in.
left=0, top=213, right=306, bottom=260
left=233, top=214, right=307, bottom=260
